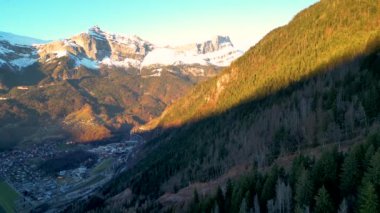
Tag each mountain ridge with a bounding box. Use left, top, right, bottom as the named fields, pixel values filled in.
left=0, top=26, right=242, bottom=72
left=0, top=26, right=242, bottom=146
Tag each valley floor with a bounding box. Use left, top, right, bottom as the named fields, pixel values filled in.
left=0, top=137, right=141, bottom=212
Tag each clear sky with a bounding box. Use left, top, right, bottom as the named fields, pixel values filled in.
left=0, top=0, right=318, bottom=50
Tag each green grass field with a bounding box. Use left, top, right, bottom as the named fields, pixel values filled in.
left=0, top=180, right=19, bottom=213
left=91, top=158, right=113, bottom=175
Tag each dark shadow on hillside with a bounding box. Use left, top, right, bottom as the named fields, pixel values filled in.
left=0, top=99, right=58, bottom=151
left=0, top=63, right=46, bottom=88
left=91, top=41, right=380, bottom=204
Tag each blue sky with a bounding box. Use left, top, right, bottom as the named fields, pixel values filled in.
left=0, top=0, right=317, bottom=50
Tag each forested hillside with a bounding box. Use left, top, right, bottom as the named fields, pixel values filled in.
left=188, top=134, right=380, bottom=213
left=140, top=0, right=380, bottom=131
left=67, top=0, right=380, bottom=212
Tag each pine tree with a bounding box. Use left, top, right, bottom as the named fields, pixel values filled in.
left=338, top=199, right=348, bottom=213
left=358, top=181, right=378, bottom=213
left=367, top=151, right=380, bottom=189
left=216, top=186, right=225, bottom=213
left=193, top=189, right=199, bottom=204
left=314, top=186, right=334, bottom=213
left=340, top=151, right=360, bottom=195
left=295, top=169, right=313, bottom=209
left=312, top=149, right=339, bottom=191
left=274, top=179, right=292, bottom=213
left=212, top=202, right=220, bottom=213
left=225, top=179, right=233, bottom=212
left=261, top=166, right=279, bottom=202
left=189, top=189, right=200, bottom=213
left=239, top=198, right=248, bottom=213
left=253, top=194, right=260, bottom=213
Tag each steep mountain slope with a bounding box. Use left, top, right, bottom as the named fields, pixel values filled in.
left=139, top=0, right=380, bottom=132
left=0, top=28, right=241, bottom=147
left=81, top=0, right=380, bottom=212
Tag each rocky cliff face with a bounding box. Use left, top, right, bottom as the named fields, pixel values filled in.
left=197, top=35, right=233, bottom=54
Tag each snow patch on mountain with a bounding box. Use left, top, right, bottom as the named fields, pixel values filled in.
left=87, top=26, right=154, bottom=57
left=142, top=68, right=163, bottom=78
left=0, top=32, right=48, bottom=46
left=141, top=48, right=208, bottom=68
left=10, top=57, right=37, bottom=69
left=55, top=50, right=69, bottom=58
left=141, top=35, right=242, bottom=68
left=203, top=46, right=243, bottom=67
left=0, top=28, right=244, bottom=75
left=74, top=57, right=99, bottom=70
left=63, top=39, right=80, bottom=48
left=0, top=46, right=14, bottom=55
left=101, top=57, right=141, bottom=68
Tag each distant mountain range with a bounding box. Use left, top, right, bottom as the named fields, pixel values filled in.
left=0, top=26, right=242, bottom=74
left=0, top=27, right=243, bottom=146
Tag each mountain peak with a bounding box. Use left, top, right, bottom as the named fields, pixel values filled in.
left=196, top=35, right=235, bottom=54
left=87, top=25, right=107, bottom=40
left=212, top=35, right=232, bottom=45
left=88, top=25, right=103, bottom=33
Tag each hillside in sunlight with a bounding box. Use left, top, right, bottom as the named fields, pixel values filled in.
left=139, top=0, right=380, bottom=131
left=66, top=0, right=380, bottom=212
left=0, top=27, right=238, bottom=147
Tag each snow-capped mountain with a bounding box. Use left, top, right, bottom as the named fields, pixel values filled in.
left=0, top=31, right=48, bottom=46
left=0, top=32, right=48, bottom=71
left=0, top=27, right=244, bottom=145
left=141, top=35, right=243, bottom=68
left=0, top=26, right=243, bottom=75
left=37, top=26, right=154, bottom=71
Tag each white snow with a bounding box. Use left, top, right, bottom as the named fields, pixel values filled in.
left=140, top=36, right=243, bottom=68
left=140, top=45, right=242, bottom=68
left=63, top=39, right=80, bottom=48
left=151, top=68, right=163, bottom=76
left=101, top=57, right=141, bottom=68
left=89, top=31, right=106, bottom=41
left=49, top=51, right=99, bottom=70
left=75, top=57, right=99, bottom=70
left=142, top=68, right=164, bottom=78
left=0, top=46, right=14, bottom=55
left=203, top=46, right=243, bottom=67
left=167, top=69, right=179, bottom=74
left=0, top=27, right=243, bottom=74
left=88, top=26, right=106, bottom=40
left=45, top=51, right=69, bottom=63
left=10, top=57, right=37, bottom=69
left=88, top=26, right=153, bottom=50
left=55, top=50, right=69, bottom=58
left=0, top=32, right=47, bottom=46
left=141, top=48, right=208, bottom=68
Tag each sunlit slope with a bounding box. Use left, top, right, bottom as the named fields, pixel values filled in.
left=141, top=0, right=380, bottom=131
